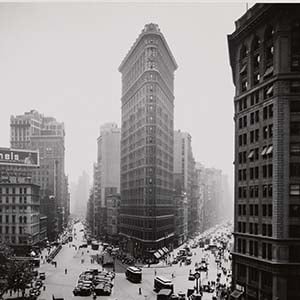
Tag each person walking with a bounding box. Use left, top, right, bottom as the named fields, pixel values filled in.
left=65, top=268, right=67, bottom=274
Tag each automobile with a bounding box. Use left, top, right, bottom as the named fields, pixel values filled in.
left=195, top=264, right=207, bottom=272
left=78, top=287, right=92, bottom=296
left=39, top=272, right=46, bottom=280
left=73, top=286, right=81, bottom=296
left=34, top=280, right=43, bottom=289
left=185, top=258, right=192, bottom=265
left=187, top=252, right=193, bottom=257
left=29, top=288, right=41, bottom=297
left=202, top=285, right=214, bottom=293
left=172, top=259, right=179, bottom=264
left=189, top=293, right=202, bottom=300
left=188, top=274, right=195, bottom=281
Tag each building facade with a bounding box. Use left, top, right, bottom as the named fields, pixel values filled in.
left=10, top=110, right=68, bottom=238
left=174, top=130, right=198, bottom=237
left=106, top=194, right=121, bottom=243
left=228, top=4, right=300, bottom=299
left=0, top=147, right=41, bottom=255
left=119, top=23, right=177, bottom=257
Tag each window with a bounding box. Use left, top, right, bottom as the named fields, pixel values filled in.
left=291, top=82, right=300, bottom=94
left=291, top=122, right=300, bottom=135
left=290, top=246, right=300, bottom=262
left=290, top=184, right=300, bottom=195
left=291, top=143, right=300, bottom=156
left=241, top=79, right=248, bottom=92
left=290, top=163, right=300, bottom=177
left=255, top=110, right=259, bottom=123
left=263, top=126, right=268, bottom=139
left=290, top=205, right=300, bottom=217
left=255, top=129, right=259, bottom=141
left=263, top=204, right=267, bottom=216
left=264, top=65, right=274, bottom=78
left=240, top=45, right=248, bottom=60
left=290, top=225, right=300, bottom=238
left=249, top=267, right=258, bottom=283
left=254, top=53, right=260, bottom=68
left=291, top=20, right=300, bottom=71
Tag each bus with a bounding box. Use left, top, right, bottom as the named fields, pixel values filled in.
left=125, top=266, right=142, bottom=283
left=154, top=276, right=173, bottom=293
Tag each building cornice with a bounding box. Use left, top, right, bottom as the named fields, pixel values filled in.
left=119, top=23, right=177, bottom=73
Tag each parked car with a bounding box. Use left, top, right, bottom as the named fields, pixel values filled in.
left=188, top=274, right=195, bottom=281
left=202, top=285, right=214, bottom=293
left=39, top=272, right=46, bottom=280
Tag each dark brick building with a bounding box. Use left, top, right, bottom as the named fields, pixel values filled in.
left=228, top=4, right=300, bottom=300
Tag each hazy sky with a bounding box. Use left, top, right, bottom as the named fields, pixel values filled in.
left=0, top=2, right=247, bottom=186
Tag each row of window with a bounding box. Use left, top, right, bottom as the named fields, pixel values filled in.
left=238, top=164, right=273, bottom=181
left=236, top=263, right=273, bottom=287
left=0, top=225, right=27, bottom=234
left=0, top=196, right=28, bottom=204
left=237, top=238, right=273, bottom=260
left=238, top=104, right=273, bottom=128
left=0, top=187, right=28, bottom=194
left=238, top=204, right=272, bottom=217
left=238, top=184, right=273, bottom=199
left=238, top=127, right=273, bottom=147
left=0, top=215, right=28, bottom=224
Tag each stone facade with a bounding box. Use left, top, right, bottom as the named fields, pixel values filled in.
left=119, top=23, right=177, bottom=257
left=228, top=4, right=300, bottom=300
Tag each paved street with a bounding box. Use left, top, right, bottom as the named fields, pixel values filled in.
left=36, top=222, right=231, bottom=300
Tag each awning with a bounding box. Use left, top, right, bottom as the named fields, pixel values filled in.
left=248, top=150, right=254, bottom=159
left=239, top=64, right=247, bottom=74
left=261, top=147, right=267, bottom=156
left=158, top=249, right=165, bottom=256
left=266, top=145, right=273, bottom=155
left=162, top=247, right=169, bottom=253
left=230, top=290, right=243, bottom=299
left=267, top=85, right=274, bottom=95
left=264, top=65, right=274, bottom=77
left=154, top=252, right=161, bottom=259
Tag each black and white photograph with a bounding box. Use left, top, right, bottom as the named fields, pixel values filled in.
left=0, top=1, right=299, bottom=300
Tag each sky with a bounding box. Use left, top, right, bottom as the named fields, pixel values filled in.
left=0, top=2, right=247, bottom=188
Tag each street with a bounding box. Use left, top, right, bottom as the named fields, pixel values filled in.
left=35, top=222, right=231, bottom=300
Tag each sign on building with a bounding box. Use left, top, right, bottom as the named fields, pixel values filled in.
left=0, top=148, right=39, bottom=167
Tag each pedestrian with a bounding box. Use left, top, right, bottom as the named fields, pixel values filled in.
left=139, top=287, right=142, bottom=295
left=154, top=269, right=157, bottom=276
left=65, top=268, right=67, bottom=274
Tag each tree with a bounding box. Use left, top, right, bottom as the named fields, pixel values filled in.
left=7, top=259, right=35, bottom=297
left=0, top=243, right=13, bottom=298
left=0, top=243, right=35, bottom=298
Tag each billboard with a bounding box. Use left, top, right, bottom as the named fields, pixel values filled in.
left=0, top=148, right=39, bottom=167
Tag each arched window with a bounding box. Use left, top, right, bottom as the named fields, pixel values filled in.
left=291, top=20, right=300, bottom=71
left=240, top=45, right=248, bottom=60
left=265, top=25, right=274, bottom=41
left=265, top=25, right=274, bottom=65
left=239, top=44, right=248, bottom=93
left=252, top=35, right=261, bottom=52
left=252, top=35, right=261, bottom=86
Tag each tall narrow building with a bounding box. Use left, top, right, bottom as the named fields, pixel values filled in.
left=94, top=123, right=121, bottom=238
left=119, top=23, right=177, bottom=257
left=173, top=130, right=197, bottom=238
left=228, top=4, right=300, bottom=300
